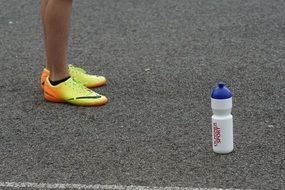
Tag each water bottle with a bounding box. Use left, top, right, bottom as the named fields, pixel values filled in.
left=211, top=82, right=233, bottom=154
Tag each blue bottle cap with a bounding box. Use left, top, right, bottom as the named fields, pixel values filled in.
left=211, top=82, right=232, bottom=99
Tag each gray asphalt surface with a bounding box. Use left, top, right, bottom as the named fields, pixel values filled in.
left=0, top=0, right=284, bottom=189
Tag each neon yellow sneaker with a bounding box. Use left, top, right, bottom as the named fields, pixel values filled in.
left=41, top=64, right=107, bottom=90
left=43, top=77, right=108, bottom=106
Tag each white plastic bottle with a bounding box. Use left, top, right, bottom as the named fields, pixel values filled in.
left=211, top=82, right=233, bottom=154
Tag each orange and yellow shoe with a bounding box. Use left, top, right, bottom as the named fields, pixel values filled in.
left=41, top=64, right=107, bottom=90
left=43, top=77, right=108, bottom=106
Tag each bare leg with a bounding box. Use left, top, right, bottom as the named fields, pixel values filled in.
left=41, top=0, right=73, bottom=81
left=40, top=0, right=48, bottom=67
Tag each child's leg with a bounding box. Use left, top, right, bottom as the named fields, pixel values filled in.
left=41, top=0, right=73, bottom=81
left=40, top=0, right=107, bottom=90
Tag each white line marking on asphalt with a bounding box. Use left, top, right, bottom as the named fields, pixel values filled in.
left=0, top=181, right=244, bottom=190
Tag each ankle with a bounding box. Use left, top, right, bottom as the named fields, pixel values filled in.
left=49, top=71, right=69, bottom=82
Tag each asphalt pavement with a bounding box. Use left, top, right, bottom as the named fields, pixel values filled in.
left=0, top=0, right=284, bottom=189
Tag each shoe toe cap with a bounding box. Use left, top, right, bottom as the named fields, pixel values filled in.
left=86, top=76, right=107, bottom=88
